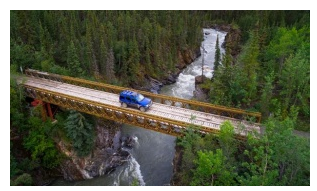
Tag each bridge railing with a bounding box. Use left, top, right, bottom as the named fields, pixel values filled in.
left=25, top=69, right=262, bottom=123
left=22, top=84, right=259, bottom=139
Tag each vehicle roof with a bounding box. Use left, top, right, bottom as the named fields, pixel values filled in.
left=120, top=90, right=138, bottom=96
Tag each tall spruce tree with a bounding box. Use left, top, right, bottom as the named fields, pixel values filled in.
left=127, top=35, right=140, bottom=83
left=64, top=110, right=95, bottom=157
left=106, top=48, right=115, bottom=82
left=238, top=30, right=260, bottom=102
left=100, top=39, right=107, bottom=77
left=67, top=40, right=83, bottom=76
left=86, top=24, right=99, bottom=78
left=213, top=35, right=221, bottom=77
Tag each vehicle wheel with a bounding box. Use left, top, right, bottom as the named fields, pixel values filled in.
left=122, top=103, right=127, bottom=108
left=140, top=107, right=145, bottom=112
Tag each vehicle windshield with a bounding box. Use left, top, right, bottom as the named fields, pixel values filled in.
left=136, top=94, right=145, bottom=102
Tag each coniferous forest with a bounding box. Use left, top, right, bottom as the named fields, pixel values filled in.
left=10, top=10, right=310, bottom=186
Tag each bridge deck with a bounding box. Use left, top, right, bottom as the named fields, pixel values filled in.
left=22, top=76, right=261, bottom=136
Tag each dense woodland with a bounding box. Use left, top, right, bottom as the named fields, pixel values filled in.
left=10, top=10, right=309, bottom=185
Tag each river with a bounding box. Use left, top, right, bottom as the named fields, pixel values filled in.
left=52, top=28, right=226, bottom=186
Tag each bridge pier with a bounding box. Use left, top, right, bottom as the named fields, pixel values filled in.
left=31, top=99, right=55, bottom=122
left=46, top=102, right=54, bottom=121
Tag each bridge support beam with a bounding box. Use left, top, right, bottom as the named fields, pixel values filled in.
left=46, top=103, right=54, bottom=121
left=31, top=99, right=55, bottom=122
left=40, top=101, right=47, bottom=121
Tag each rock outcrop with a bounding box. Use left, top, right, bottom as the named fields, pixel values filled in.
left=56, top=119, right=129, bottom=181
left=193, top=75, right=210, bottom=102
left=211, top=24, right=242, bottom=59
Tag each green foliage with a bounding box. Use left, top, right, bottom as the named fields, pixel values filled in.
left=67, top=40, right=84, bottom=76
left=64, top=110, right=95, bottom=157
left=10, top=10, right=206, bottom=84
left=264, top=117, right=309, bottom=185
left=239, top=116, right=310, bottom=186
left=130, top=178, right=139, bottom=186
left=278, top=46, right=310, bottom=118
left=237, top=30, right=260, bottom=102
left=10, top=142, right=20, bottom=178
left=10, top=173, right=33, bottom=186
left=213, top=35, right=221, bottom=75
left=11, top=67, right=62, bottom=181
left=191, top=149, right=223, bottom=185
left=175, top=116, right=309, bottom=186
left=10, top=39, right=35, bottom=69
left=10, top=67, right=30, bottom=132
left=260, top=72, right=275, bottom=118
left=23, top=116, right=62, bottom=169
left=207, top=13, right=310, bottom=130
left=210, top=65, right=247, bottom=107
left=106, top=48, right=116, bottom=83
left=265, top=27, right=302, bottom=74
left=127, top=35, right=140, bottom=83
left=190, top=148, right=237, bottom=186
left=176, top=124, right=208, bottom=184
left=219, top=121, right=237, bottom=162
left=99, top=39, right=107, bottom=76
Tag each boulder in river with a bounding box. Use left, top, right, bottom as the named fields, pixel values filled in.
left=121, top=135, right=138, bottom=148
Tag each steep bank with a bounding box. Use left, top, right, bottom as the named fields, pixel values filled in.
left=56, top=119, right=128, bottom=181
left=209, top=24, right=242, bottom=59
left=170, top=145, right=183, bottom=186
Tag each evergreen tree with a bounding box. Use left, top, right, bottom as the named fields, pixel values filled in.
left=105, top=21, right=116, bottom=48
left=278, top=47, right=310, bottom=118
left=86, top=24, right=99, bottom=77
left=39, top=21, right=52, bottom=55
left=238, top=30, right=260, bottom=103
left=127, top=35, right=140, bottom=83
left=260, top=72, right=274, bottom=118
left=99, top=39, right=107, bottom=77
left=213, top=34, right=221, bottom=77
left=222, top=46, right=233, bottom=68
left=144, top=35, right=153, bottom=75
left=115, top=40, right=128, bottom=83
left=67, top=40, right=83, bottom=76
left=64, top=110, right=95, bottom=157
left=265, top=27, right=302, bottom=75
left=106, top=48, right=116, bottom=82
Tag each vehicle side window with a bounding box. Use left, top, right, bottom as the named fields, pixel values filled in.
left=132, top=98, right=136, bottom=103
left=120, top=96, right=124, bottom=100
left=126, top=97, right=131, bottom=101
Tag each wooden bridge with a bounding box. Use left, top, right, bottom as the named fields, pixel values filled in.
left=19, top=69, right=261, bottom=138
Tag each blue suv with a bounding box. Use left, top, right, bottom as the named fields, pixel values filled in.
left=119, top=90, right=153, bottom=112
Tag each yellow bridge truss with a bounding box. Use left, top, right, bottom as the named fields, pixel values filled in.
left=22, top=69, right=262, bottom=138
